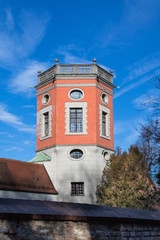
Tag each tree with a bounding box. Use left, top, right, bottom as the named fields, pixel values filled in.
left=138, top=75, right=160, bottom=185
left=97, top=145, right=158, bottom=210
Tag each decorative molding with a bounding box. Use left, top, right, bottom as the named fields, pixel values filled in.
left=36, top=144, right=114, bottom=152
left=36, top=83, right=114, bottom=97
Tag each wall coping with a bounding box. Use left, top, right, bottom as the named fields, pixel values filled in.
left=0, top=198, right=160, bottom=223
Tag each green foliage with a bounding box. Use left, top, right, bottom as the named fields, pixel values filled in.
left=97, top=145, right=157, bottom=210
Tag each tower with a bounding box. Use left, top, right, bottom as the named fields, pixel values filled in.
left=35, top=59, right=115, bottom=204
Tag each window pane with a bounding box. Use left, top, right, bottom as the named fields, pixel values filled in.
left=102, top=111, right=107, bottom=136
left=43, top=112, right=49, bottom=136
left=70, top=149, right=83, bottom=159
left=70, top=108, right=83, bottom=132
left=70, top=90, right=83, bottom=100
left=71, top=182, right=84, bottom=196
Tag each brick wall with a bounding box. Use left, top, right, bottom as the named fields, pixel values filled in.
left=0, top=219, right=160, bottom=240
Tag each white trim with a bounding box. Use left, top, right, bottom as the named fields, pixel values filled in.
left=40, top=105, right=52, bottom=140
left=99, top=104, right=110, bottom=140
left=42, top=93, right=50, bottom=106
left=68, top=88, right=84, bottom=101
left=65, top=102, right=87, bottom=135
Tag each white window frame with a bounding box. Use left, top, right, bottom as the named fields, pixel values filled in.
left=40, top=105, right=52, bottom=140
left=99, top=104, right=110, bottom=140
left=65, top=102, right=87, bottom=135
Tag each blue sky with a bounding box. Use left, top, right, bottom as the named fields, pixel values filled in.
left=0, top=0, right=160, bottom=161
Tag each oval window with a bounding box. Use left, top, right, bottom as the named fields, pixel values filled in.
left=103, top=151, right=109, bottom=160
left=70, top=149, right=83, bottom=159
left=101, top=93, right=108, bottom=105
left=69, top=89, right=84, bottom=100
left=42, top=93, right=50, bottom=105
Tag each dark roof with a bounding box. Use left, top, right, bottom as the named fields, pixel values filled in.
left=0, top=158, right=57, bottom=194
left=0, top=198, right=160, bottom=223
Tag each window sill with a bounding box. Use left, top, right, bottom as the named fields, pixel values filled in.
left=65, top=132, right=87, bottom=135
left=100, top=135, right=111, bottom=140
left=40, top=135, right=52, bottom=141
left=71, top=195, right=85, bottom=196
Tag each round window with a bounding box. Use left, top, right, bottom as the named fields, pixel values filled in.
left=69, top=89, right=84, bottom=100
left=42, top=93, right=50, bottom=105
left=70, top=149, right=83, bottom=159
left=101, top=93, right=108, bottom=105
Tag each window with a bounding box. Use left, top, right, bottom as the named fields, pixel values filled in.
left=99, top=105, right=110, bottom=140
left=101, top=92, right=108, bottom=105
left=70, top=149, right=83, bottom=159
left=42, top=93, right=50, bottom=105
left=43, top=112, right=49, bottom=136
left=71, top=182, right=84, bottom=196
left=65, top=102, right=87, bottom=135
left=40, top=105, right=52, bottom=140
left=102, top=111, right=107, bottom=136
left=70, top=108, right=82, bottom=132
left=69, top=89, right=84, bottom=100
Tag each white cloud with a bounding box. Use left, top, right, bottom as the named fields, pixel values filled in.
left=0, top=103, right=36, bottom=134
left=0, top=104, right=23, bottom=126
left=0, top=8, right=50, bottom=67
left=132, top=88, right=160, bottom=110
left=57, top=47, right=90, bottom=64
left=24, top=140, right=36, bottom=145
left=4, top=146, right=24, bottom=152
left=114, top=118, right=143, bottom=150
left=114, top=74, right=152, bottom=99
left=0, top=132, right=14, bottom=138
left=98, top=0, right=160, bottom=49
left=10, top=60, right=50, bottom=95
left=21, top=105, right=35, bottom=108
left=123, top=52, right=160, bottom=84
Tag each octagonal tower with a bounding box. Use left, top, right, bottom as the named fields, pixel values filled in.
left=34, top=59, right=115, bottom=204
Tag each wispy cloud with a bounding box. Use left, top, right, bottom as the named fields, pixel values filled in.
left=114, top=51, right=160, bottom=99
left=98, top=0, right=160, bottom=49
left=114, top=74, right=151, bottom=99
left=0, top=103, right=36, bottom=134
left=114, top=118, right=143, bottom=150
left=132, top=88, right=160, bottom=110
left=21, top=105, right=35, bottom=108
left=123, top=52, right=160, bottom=84
left=10, top=60, right=50, bottom=95
left=24, top=140, right=36, bottom=145
left=57, top=44, right=111, bottom=73
left=0, top=8, right=50, bottom=67
left=57, top=45, right=90, bottom=64
left=5, top=146, right=24, bottom=152
left=0, top=131, right=14, bottom=138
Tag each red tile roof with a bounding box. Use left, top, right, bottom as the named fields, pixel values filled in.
left=0, top=158, right=57, bottom=194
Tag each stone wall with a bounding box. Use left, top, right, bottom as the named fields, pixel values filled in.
left=0, top=198, right=160, bottom=240
left=0, top=219, right=160, bottom=240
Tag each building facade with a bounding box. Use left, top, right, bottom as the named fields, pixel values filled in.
left=34, top=59, right=115, bottom=204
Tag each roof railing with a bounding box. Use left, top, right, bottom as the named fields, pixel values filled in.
left=37, top=59, right=113, bottom=84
